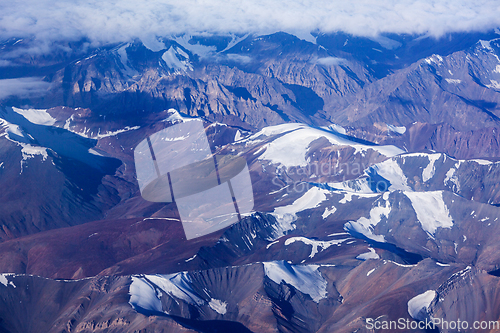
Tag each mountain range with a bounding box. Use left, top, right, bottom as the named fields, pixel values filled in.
left=1, top=30, right=500, bottom=332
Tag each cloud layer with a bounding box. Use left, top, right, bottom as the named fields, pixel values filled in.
left=1, top=0, right=499, bottom=49
left=0, top=78, right=51, bottom=99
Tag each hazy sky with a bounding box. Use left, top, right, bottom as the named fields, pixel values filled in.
left=1, top=0, right=499, bottom=52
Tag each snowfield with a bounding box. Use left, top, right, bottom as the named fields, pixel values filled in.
left=407, top=290, right=436, bottom=320
left=246, top=123, right=404, bottom=167
left=12, top=107, right=56, bottom=126
left=404, top=191, right=453, bottom=237
left=263, top=261, right=328, bottom=303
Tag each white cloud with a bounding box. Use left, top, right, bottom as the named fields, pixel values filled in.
left=0, top=78, right=51, bottom=99
left=224, top=54, right=253, bottom=64
left=0, top=0, right=499, bottom=55
left=314, top=57, right=347, bottom=66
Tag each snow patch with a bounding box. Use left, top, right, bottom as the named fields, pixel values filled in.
left=444, top=167, right=459, bottom=190
left=12, top=107, right=56, bottom=126
left=140, top=36, right=166, bottom=52
left=292, top=31, right=317, bottom=44
left=174, top=35, right=217, bottom=58
left=0, top=274, right=16, bottom=288
left=1, top=119, right=50, bottom=170
left=116, top=44, right=139, bottom=78
left=328, top=179, right=379, bottom=196
left=387, top=124, right=406, bottom=134
left=270, top=187, right=329, bottom=239
left=162, top=46, right=193, bottom=72
left=263, top=261, right=327, bottom=303
left=163, top=109, right=197, bottom=124
left=370, top=159, right=412, bottom=191
left=20, top=143, right=48, bottom=162
left=284, top=236, right=349, bottom=258
left=252, top=123, right=403, bottom=168
left=471, top=159, right=493, bottom=165
left=404, top=191, right=453, bottom=237
left=266, top=240, right=279, bottom=249
left=129, top=276, right=162, bottom=312
left=479, top=39, right=494, bottom=52
left=67, top=124, right=140, bottom=139
left=220, top=34, right=250, bottom=53
left=445, top=78, right=462, bottom=84
left=436, top=262, right=450, bottom=267
left=387, top=260, right=416, bottom=268
left=424, top=54, right=443, bottom=64
left=335, top=191, right=380, bottom=202
left=408, top=290, right=436, bottom=320
left=88, top=148, right=103, bottom=156
left=322, top=206, right=337, bottom=219
left=149, top=273, right=204, bottom=305
left=422, top=154, right=440, bottom=182
left=328, top=232, right=349, bottom=237
left=356, top=248, right=380, bottom=260
left=450, top=266, right=471, bottom=280
left=325, top=123, right=347, bottom=135
left=339, top=192, right=354, bottom=204
left=344, top=196, right=391, bottom=243
left=185, top=254, right=197, bottom=262
left=209, top=298, right=227, bottom=315
left=4, top=122, right=25, bottom=138
left=234, top=130, right=243, bottom=141
left=95, top=126, right=140, bottom=139
left=486, top=80, right=500, bottom=90
left=129, top=273, right=204, bottom=314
